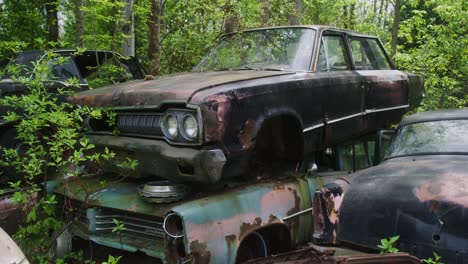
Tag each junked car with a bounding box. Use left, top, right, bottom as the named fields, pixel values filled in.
left=0, top=49, right=146, bottom=92
left=51, top=130, right=392, bottom=264
left=72, top=25, right=423, bottom=183
left=313, top=108, right=468, bottom=263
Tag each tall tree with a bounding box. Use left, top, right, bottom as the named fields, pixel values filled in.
left=222, top=1, right=239, bottom=33
left=122, top=0, right=135, bottom=56
left=390, top=0, right=402, bottom=56
left=288, top=0, right=303, bottom=25
left=261, top=0, right=270, bottom=26
left=148, top=0, right=163, bottom=75
left=75, top=0, right=84, bottom=47
left=45, top=0, right=59, bottom=43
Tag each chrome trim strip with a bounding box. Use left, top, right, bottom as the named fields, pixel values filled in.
left=282, top=208, right=313, bottom=221
left=302, top=104, right=409, bottom=133
left=365, top=104, right=409, bottom=114
left=327, top=112, right=363, bottom=125
left=303, top=123, right=324, bottom=133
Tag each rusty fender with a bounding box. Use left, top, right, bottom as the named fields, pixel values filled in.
left=312, top=177, right=351, bottom=245
left=171, top=177, right=314, bottom=264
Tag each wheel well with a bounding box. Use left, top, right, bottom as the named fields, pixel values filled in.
left=255, top=115, right=304, bottom=162
left=236, top=224, right=292, bottom=263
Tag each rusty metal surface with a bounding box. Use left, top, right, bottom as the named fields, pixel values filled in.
left=0, top=191, right=38, bottom=236
left=53, top=175, right=315, bottom=264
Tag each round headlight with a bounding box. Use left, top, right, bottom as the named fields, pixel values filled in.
left=183, top=115, right=198, bottom=139
left=163, top=114, right=178, bottom=138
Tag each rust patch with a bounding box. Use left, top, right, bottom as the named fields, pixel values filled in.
left=239, top=119, right=256, bottom=150
left=239, top=217, right=263, bottom=239
left=286, top=190, right=301, bottom=234
left=189, top=240, right=211, bottom=264
left=272, top=181, right=286, bottom=190
left=268, top=214, right=279, bottom=224
left=414, top=174, right=468, bottom=208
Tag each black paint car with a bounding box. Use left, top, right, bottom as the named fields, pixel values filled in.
left=72, top=26, right=424, bottom=183
left=0, top=49, right=146, bottom=92
left=313, top=108, right=468, bottom=263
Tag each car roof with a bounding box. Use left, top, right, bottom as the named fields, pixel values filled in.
left=231, top=25, right=378, bottom=38
left=398, top=108, right=468, bottom=128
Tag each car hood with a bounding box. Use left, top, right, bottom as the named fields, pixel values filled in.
left=338, top=155, right=468, bottom=261
left=69, top=70, right=293, bottom=108
left=0, top=79, right=28, bottom=94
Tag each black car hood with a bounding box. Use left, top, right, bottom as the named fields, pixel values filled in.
left=338, top=155, right=468, bottom=261
left=0, top=79, right=28, bottom=94
left=69, top=70, right=293, bottom=108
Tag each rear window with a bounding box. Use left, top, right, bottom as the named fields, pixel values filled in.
left=386, top=120, right=468, bottom=157
left=349, top=37, right=391, bottom=70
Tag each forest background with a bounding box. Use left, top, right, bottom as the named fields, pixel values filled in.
left=0, top=0, right=466, bottom=110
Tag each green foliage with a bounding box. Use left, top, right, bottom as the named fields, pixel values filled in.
left=395, top=0, right=467, bottom=110
left=111, top=218, right=126, bottom=234
left=377, top=235, right=400, bottom=254
left=102, top=255, right=122, bottom=264
left=422, top=252, right=444, bottom=264
left=0, top=48, right=138, bottom=262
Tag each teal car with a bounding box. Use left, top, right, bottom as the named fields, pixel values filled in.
left=51, top=131, right=389, bottom=263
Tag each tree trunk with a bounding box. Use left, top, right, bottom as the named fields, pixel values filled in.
left=122, top=0, right=135, bottom=56
left=349, top=3, right=355, bottom=29
left=223, top=1, right=239, bottom=34
left=148, top=0, right=162, bottom=76
left=391, top=0, right=401, bottom=56
left=260, top=0, right=270, bottom=26
left=75, top=0, right=84, bottom=47
left=288, top=0, right=303, bottom=25
left=45, top=0, right=59, bottom=43
left=343, top=6, right=349, bottom=28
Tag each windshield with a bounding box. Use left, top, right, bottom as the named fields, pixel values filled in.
left=386, top=120, right=468, bottom=158
left=194, top=28, right=316, bottom=72
left=1, top=52, right=82, bottom=81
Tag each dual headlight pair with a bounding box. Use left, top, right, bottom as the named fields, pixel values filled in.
left=161, top=113, right=199, bottom=141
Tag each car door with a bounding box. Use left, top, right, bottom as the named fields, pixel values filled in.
left=317, top=32, right=364, bottom=145
left=348, top=37, right=409, bottom=130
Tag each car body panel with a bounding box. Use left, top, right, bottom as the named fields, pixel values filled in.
left=338, top=155, right=468, bottom=262
left=313, top=109, right=468, bottom=263
left=53, top=175, right=320, bottom=264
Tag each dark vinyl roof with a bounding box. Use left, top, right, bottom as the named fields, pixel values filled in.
left=231, top=25, right=378, bottom=39
left=398, top=108, right=468, bottom=128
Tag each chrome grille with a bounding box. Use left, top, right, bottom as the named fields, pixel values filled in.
left=57, top=196, right=165, bottom=240
left=95, top=209, right=165, bottom=239
left=116, top=113, right=163, bottom=136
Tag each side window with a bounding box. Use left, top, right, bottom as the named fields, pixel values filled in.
left=349, top=37, right=391, bottom=70
left=366, top=39, right=391, bottom=69
left=86, top=56, right=133, bottom=88
left=349, top=38, right=373, bottom=70
left=317, top=35, right=350, bottom=71
left=48, top=56, right=81, bottom=81
left=336, top=139, right=374, bottom=172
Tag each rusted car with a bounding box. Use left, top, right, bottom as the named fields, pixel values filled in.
left=0, top=49, right=146, bottom=92
left=51, top=131, right=391, bottom=263
left=313, top=108, right=468, bottom=263
left=72, top=25, right=423, bottom=183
